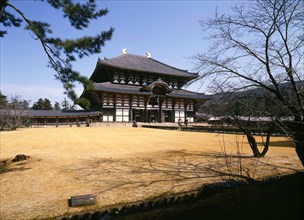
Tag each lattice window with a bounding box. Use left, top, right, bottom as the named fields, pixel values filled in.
left=116, top=109, right=129, bottom=122
left=103, top=94, right=114, bottom=106
left=122, top=95, right=129, bottom=107
left=132, top=96, right=138, bottom=107
left=116, top=94, right=122, bottom=106
left=139, top=96, right=145, bottom=107
left=120, top=74, right=126, bottom=84
left=167, top=98, right=172, bottom=108
left=175, top=111, right=185, bottom=122
left=103, top=115, right=113, bottom=122
left=103, top=95, right=107, bottom=106
left=187, top=101, right=193, bottom=110
left=179, top=99, right=184, bottom=109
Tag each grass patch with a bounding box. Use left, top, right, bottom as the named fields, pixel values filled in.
left=1, top=128, right=302, bottom=219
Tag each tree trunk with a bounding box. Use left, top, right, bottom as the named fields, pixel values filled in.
left=261, top=132, right=271, bottom=156
left=245, top=131, right=270, bottom=158
left=293, top=123, right=304, bottom=166
left=295, top=140, right=304, bottom=166
left=246, top=133, right=261, bottom=157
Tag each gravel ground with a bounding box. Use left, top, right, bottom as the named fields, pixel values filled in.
left=0, top=127, right=302, bottom=219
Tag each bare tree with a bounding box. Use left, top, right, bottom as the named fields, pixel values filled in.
left=227, top=93, right=278, bottom=158
left=0, top=95, right=30, bottom=130
left=194, top=0, right=304, bottom=165
left=203, top=91, right=280, bottom=157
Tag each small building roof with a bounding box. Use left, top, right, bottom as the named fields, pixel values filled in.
left=0, top=110, right=101, bottom=118
left=94, top=82, right=145, bottom=95
left=169, top=89, right=210, bottom=99
left=207, top=116, right=295, bottom=122
left=93, top=82, right=209, bottom=100
left=29, top=110, right=100, bottom=117
left=97, top=53, right=198, bottom=78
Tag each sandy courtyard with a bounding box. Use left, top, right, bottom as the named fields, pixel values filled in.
left=0, top=127, right=303, bottom=219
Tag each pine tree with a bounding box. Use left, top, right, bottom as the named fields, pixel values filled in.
left=32, top=98, right=53, bottom=110
left=0, top=92, right=8, bottom=109
left=54, top=101, right=61, bottom=110
left=61, top=98, right=70, bottom=111
left=43, top=98, right=53, bottom=110
left=32, top=98, right=45, bottom=110
left=0, top=0, right=114, bottom=108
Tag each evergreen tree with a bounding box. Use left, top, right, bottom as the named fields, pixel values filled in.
left=0, top=0, right=114, bottom=108
left=32, top=98, right=53, bottom=110
left=0, top=92, right=8, bottom=109
left=61, top=98, right=70, bottom=111
left=54, top=101, right=61, bottom=110
left=32, top=98, right=45, bottom=110
left=43, top=98, right=53, bottom=110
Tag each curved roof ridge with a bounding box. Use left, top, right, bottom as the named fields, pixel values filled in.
left=149, top=57, right=192, bottom=74
left=103, top=53, right=147, bottom=60
left=97, top=53, right=198, bottom=78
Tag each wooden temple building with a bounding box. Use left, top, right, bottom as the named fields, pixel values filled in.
left=81, top=50, right=209, bottom=123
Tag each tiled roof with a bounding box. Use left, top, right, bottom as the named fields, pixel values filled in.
left=98, top=54, right=198, bottom=78
left=94, top=82, right=209, bottom=100
left=0, top=110, right=100, bottom=118
left=169, top=89, right=210, bottom=99
left=29, top=110, right=100, bottom=117
left=94, top=82, right=149, bottom=95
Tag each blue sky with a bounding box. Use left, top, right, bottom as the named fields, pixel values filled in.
left=1, top=0, right=236, bottom=106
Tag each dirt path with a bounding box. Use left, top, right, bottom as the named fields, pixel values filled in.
left=0, top=127, right=302, bottom=219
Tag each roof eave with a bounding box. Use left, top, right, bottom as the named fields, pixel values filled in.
left=97, top=59, right=198, bottom=79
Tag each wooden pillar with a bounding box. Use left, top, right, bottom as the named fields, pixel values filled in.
left=99, top=93, right=104, bottom=122
left=113, top=93, right=117, bottom=122
left=158, top=105, right=162, bottom=123
left=193, top=99, right=197, bottom=122
left=172, top=99, right=176, bottom=122
left=129, top=95, right=132, bottom=122
left=184, top=99, right=188, bottom=120
left=158, top=96, right=164, bottom=123
left=144, top=96, right=148, bottom=123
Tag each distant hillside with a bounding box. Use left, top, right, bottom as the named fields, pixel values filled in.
left=199, top=80, right=303, bottom=115
left=208, top=80, right=302, bottom=101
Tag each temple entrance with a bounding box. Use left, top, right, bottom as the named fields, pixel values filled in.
left=132, top=109, right=145, bottom=122
left=148, top=110, right=158, bottom=123
left=164, top=111, right=172, bottom=122
left=133, top=109, right=171, bottom=123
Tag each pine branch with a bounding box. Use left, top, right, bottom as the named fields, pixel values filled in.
left=4, top=1, right=113, bottom=108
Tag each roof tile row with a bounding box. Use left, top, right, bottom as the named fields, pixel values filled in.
left=98, top=54, right=198, bottom=78
left=94, top=82, right=209, bottom=99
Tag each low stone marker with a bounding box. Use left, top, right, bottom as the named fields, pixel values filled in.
left=12, top=154, right=30, bottom=162
left=69, top=194, right=96, bottom=207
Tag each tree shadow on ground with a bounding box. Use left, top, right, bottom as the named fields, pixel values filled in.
left=257, top=139, right=295, bottom=148
left=65, top=149, right=302, bottom=200
left=0, top=160, right=31, bottom=174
